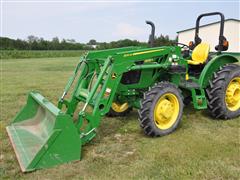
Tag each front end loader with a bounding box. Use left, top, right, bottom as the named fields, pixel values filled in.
left=6, top=12, right=240, bottom=172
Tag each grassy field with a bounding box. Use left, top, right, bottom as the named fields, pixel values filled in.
left=0, top=57, right=240, bottom=179
left=0, top=50, right=85, bottom=59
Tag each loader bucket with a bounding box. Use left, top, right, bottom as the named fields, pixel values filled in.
left=6, top=92, right=82, bottom=172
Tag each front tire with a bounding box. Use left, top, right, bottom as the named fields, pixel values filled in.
left=206, top=64, right=240, bottom=119
left=138, top=82, right=184, bottom=137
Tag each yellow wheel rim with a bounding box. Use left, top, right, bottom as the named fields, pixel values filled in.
left=154, top=93, right=180, bottom=130
left=111, top=102, right=129, bottom=113
left=225, top=77, right=240, bottom=112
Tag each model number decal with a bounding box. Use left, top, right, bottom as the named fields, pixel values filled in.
left=123, top=49, right=164, bottom=57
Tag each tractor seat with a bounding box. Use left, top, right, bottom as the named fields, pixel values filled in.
left=187, top=43, right=210, bottom=65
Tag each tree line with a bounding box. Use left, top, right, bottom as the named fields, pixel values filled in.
left=0, top=35, right=177, bottom=50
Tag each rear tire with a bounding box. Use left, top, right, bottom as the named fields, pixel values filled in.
left=138, top=82, right=184, bottom=137
left=206, top=64, right=240, bottom=119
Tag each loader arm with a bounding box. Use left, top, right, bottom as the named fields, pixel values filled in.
left=59, top=46, right=179, bottom=144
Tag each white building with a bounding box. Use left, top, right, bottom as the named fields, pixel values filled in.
left=177, top=19, right=240, bottom=52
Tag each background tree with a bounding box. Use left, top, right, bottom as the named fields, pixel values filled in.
left=0, top=35, right=176, bottom=50
left=87, top=39, right=97, bottom=45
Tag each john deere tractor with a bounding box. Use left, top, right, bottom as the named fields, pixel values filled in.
left=6, top=12, right=240, bottom=172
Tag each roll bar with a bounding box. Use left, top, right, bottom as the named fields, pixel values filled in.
left=191, top=12, right=228, bottom=52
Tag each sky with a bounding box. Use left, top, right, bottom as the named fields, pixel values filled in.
left=1, top=0, right=239, bottom=43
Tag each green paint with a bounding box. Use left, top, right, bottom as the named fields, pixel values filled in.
left=6, top=45, right=240, bottom=172
left=199, top=54, right=239, bottom=88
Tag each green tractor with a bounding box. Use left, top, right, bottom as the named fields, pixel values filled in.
left=6, top=12, right=240, bottom=172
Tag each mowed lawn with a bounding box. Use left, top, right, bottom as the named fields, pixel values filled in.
left=0, top=57, right=240, bottom=179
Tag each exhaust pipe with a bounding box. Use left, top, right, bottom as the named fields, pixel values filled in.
left=146, top=20, right=155, bottom=47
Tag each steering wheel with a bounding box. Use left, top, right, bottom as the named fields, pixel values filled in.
left=174, top=42, right=191, bottom=58
left=174, top=42, right=190, bottom=49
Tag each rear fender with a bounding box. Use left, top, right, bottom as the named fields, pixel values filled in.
left=198, top=54, right=239, bottom=88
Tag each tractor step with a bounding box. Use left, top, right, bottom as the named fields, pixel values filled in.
left=191, top=89, right=207, bottom=110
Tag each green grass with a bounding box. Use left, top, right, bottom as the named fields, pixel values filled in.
left=0, top=57, right=240, bottom=179
left=0, top=50, right=85, bottom=59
